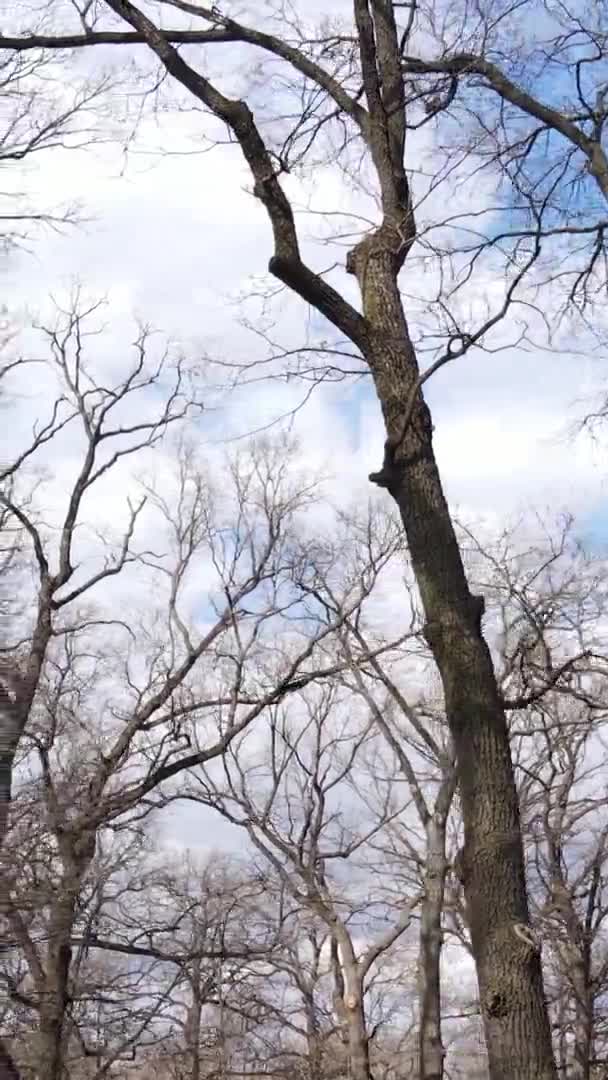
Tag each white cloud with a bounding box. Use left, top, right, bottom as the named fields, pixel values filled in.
left=4, top=0, right=607, bottom=894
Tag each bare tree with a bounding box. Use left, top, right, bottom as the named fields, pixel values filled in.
left=397, top=0, right=608, bottom=316
left=341, top=663, right=456, bottom=1080
left=183, top=676, right=423, bottom=1080
left=39, top=5, right=558, bottom=1070
left=461, top=516, right=608, bottom=1076
left=0, top=295, right=200, bottom=851
left=4, top=3, right=608, bottom=1075
left=1, top=297, right=373, bottom=1080
left=0, top=38, right=112, bottom=252
left=293, top=545, right=457, bottom=1080
left=526, top=699, right=608, bottom=1080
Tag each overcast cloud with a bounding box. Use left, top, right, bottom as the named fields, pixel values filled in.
left=4, top=2, right=608, bottom=861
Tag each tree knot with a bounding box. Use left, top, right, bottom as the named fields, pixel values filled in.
left=512, top=921, right=541, bottom=955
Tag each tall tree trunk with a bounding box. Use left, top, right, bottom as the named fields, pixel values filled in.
left=35, top=832, right=95, bottom=1080
left=36, top=904, right=73, bottom=1080
left=556, top=938, right=592, bottom=1080
left=185, top=960, right=202, bottom=1080
left=331, top=937, right=371, bottom=1080
left=304, top=997, right=323, bottom=1080
left=344, top=996, right=371, bottom=1080
left=418, top=818, right=449, bottom=1080
left=348, top=228, right=556, bottom=1080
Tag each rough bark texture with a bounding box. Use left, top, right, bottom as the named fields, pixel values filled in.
left=0, top=1047, right=21, bottom=1080
left=565, top=938, right=592, bottom=1080
left=32, top=832, right=95, bottom=1080
left=304, top=997, right=323, bottom=1080
left=350, top=226, right=555, bottom=1079
left=37, top=925, right=73, bottom=1080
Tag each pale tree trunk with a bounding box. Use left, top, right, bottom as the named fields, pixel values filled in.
left=555, top=937, right=592, bottom=1080
left=331, top=937, right=371, bottom=1080
left=185, top=960, right=202, bottom=1080
left=303, top=997, right=323, bottom=1080
left=344, top=997, right=371, bottom=1080
left=417, top=817, right=449, bottom=1080
left=541, top=775, right=598, bottom=1079
left=344, top=647, right=454, bottom=1080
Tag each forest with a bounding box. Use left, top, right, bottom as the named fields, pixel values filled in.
left=1, top=2, right=608, bottom=1079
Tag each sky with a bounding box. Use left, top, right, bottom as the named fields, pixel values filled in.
left=5, top=52, right=606, bottom=542
left=3, top=0, right=608, bottom=863
left=4, top=7, right=608, bottom=1057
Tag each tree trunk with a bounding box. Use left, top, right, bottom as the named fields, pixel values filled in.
left=557, top=938, right=592, bottom=1080
left=331, top=938, right=371, bottom=1080
left=36, top=916, right=73, bottom=1080
left=34, top=832, right=95, bottom=1080
left=418, top=818, right=448, bottom=1080
left=344, top=997, right=371, bottom=1080
left=303, top=993, right=323, bottom=1080
left=185, top=961, right=202, bottom=1080
left=348, top=228, right=556, bottom=1080
left=0, top=1043, right=21, bottom=1080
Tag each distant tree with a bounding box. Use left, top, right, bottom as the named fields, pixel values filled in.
left=0, top=298, right=369, bottom=1080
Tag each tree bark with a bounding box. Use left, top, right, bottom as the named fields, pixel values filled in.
left=348, top=227, right=556, bottom=1080
left=331, top=936, right=371, bottom=1080
left=33, top=830, right=96, bottom=1080
left=185, top=960, right=203, bottom=1080
left=304, top=996, right=323, bottom=1080
left=344, top=997, right=371, bottom=1080
left=35, top=899, right=75, bottom=1080
left=555, top=934, right=592, bottom=1080
left=0, top=1045, right=21, bottom=1080
left=418, top=818, right=449, bottom=1080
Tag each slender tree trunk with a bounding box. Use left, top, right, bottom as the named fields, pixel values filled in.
left=304, top=998, right=323, bottom=1080
left=557, top=939, right=592, bottom=1080
left=418, top=818, right=449, bottom=1080
left=348, top=229, right=556, bottom=1080
left=331, top=937, right=371, bottom=1080
left=185, top=961, right=202, bottom=1080
left=0, top=708, right=20, bottom=1080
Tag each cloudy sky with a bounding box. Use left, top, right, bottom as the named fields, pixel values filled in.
left=3, top=0, right=607, bottom=867
left=5, top=14, right=606, bottom=542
